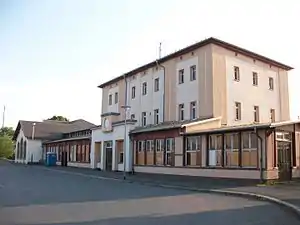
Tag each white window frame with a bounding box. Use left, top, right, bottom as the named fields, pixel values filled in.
left=165, top=138, right=175, bottom=166
left=269, top=77, right=274, bottom=90
left=155, top=139, right=164, bottom=152
left=154, top=109, right=159, bottom=125
left=252, top=72, right=258, bottom=86
left=234, top=66, right=240, bottom=81
left=142, top=82, right=147, bottom=95
left=235, top=102, right=241, bottom=120
left=142, top=112, right=147, bottom=126
left=146, top=140, right=154, bottom=152
left=131, top=86, right=136, bottom=99
left=190, top=101, right=196, bottom=120
left=108, top=94, right=112, bottom=105
left=179, top=104, right=184, bottom=121
left=208, top=134, right=222, bottom=167
left=224, top=133, right=239, bottom=167
left=190, top=65, right=196, bottom=81
left=178, top=69, right=184, bottom=84
left=154, top=78, right=159, bottom=92
left=254, top=106, right=259, bottom=122
left=241, top=132, right=258, bottom=168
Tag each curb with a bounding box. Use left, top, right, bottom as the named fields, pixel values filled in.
left=37, top=166, right=300, bottom=221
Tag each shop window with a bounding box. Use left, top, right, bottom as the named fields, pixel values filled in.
left=186, top=136, right=201, bottom=166
left=224, top=133, right=239, bottom=167
left=208, top=134, right=223, bottom=167
left=241, top=132, right=258, bottom=168
left=166, top=138, right=175, bottom=166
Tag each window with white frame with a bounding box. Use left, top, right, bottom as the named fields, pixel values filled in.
left=269, top=77, right=274, bottom=90
left=142, top=82, right=147, bottom=95
left=241, top=132, right=258, bottom=168
left=254, top=106, right=259, bottom=122
left=155, top=139, right=165, bottom=165
left=224, top=133, right=239, bottom=167
left=235, top=102, right=241, bottom=120
left=190, top=101, right=196, bottom=120
left=131, top=86, right=136, bottom=99
left=154, top=78, right=159, bottom=92
left=138, top=141, right=144, bottom=152
left=234, top=66, right=240, bottom=81
left=154, top=109, right=159, bottom=125
left=146, top=140, right=154, bottom=152
left=252, top=72, right=258, bottom=86
left=186, top=136, right=201, bottom=166
left=108, top=94, right=112, bottom=105
left=142, top=112, right=147, bottom=126
left=178, top=69, right=184, bottom=84
left=208, top=134, right=222, bottom=166
left=179, top=104, right=184, bottom=121
left=270, top=109, right=275, bottom=122
left=114, top=92, right=118, bottom=104
left=155, top=139, right=164, bottom=152
left=165, top=138, right=175, bottom=166
left=190, top=65, right=196, bottom=81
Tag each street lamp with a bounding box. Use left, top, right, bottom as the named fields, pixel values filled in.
left=121, top=105, right=131, bottom=180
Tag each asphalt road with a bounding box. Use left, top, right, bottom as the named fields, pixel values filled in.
left=0, top=161, right=299, bottom=225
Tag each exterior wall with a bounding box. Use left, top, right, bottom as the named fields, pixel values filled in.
left=14, top=129, right=28, bottom=163
left=212, top=45, right=289, bottom=125
left=91, top=123, right=136, bottom=172
left=165, top=45, right=213, bottom=121
left=127, top=68, right=164, bottom=125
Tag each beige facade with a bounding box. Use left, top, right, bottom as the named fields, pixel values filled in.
left=95, top=37, right=296, bottom=180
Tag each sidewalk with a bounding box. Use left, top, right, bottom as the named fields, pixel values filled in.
left=45, top=165, right=300, bottom=208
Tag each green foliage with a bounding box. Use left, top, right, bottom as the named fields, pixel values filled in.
left=0, top=135, right=14, bottom=158
left=47, top=115, right=69, bottom=122
left=0, top=127, right=14, bottom=138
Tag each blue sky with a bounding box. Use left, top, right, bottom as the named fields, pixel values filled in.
left=0, top=0, right=299, bottom=128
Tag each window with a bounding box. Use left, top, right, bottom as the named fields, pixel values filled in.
left=254, top=106, right=259, bottom=122
left=252, top=72, right=258, bottom=86
left=108, top=94, right=112, bottom=105
left=154, top=109, right=159, bottom=125
left=270, top=109, right=275, bottom=122
left=234, top=66, right=240, bottom=81
left=146, top=140, right=154, bottom=165
left=235, top=102, right=241, bottom=120
left=154, top=78, right=159, bottom=92
left=114, top=92, right=118, bottom=104
left=179, top=104, right=184, bottom=121
left=131, top=86, right=136, bottom=99
left=224, top=133, right=239, bottom=167
left=118, top=141, right=124, bottom=164
left=146, top=140, right=154, bottom=152
left=166, top=138, right=175, bottom=166
left=142, top=112, right=147, bottom=126
left=131, top=114, right=135, bottom=120
left=190, top=65, right=196, bottom=81
left=190, top=101, right=196, bottom=120
left=142, top=82, right=147, bottom=95
left=208, top=134, right=223, bottom=166
left=137, top=141, right=144, bottom=152
left=155, top=139, right=165, bottom=165
left=242, top=132, right=258, bottom=168
left=269, top=77, right=274, bottom=90
left=185, top=136, right=201, bottom=166
left=178, top=69, right=184, bottom=84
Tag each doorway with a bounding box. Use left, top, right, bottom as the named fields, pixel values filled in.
left=61, top=151, right=68, bottom=167
left=277, top=140, right=292, bottom=181
left=105, top=141, right=113, bottom=171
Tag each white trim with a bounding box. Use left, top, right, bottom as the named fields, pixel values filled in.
left=182, top=117, right=222, bottom=128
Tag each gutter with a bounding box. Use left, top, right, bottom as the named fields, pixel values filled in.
left=156, top=60, right=166, bottom=122
left=254, top=127, right=264, bottom=183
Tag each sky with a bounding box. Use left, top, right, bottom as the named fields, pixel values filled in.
left=0, top=0, right=299, bottom=128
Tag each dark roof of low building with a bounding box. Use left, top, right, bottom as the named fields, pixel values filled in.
left=98, top=37, right=293, bottom=88
left=12, top=119, right=96, bottom=141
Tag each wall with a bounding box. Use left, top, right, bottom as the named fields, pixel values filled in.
left=27, top=140, right=43, bottom=163
left=91, top=123, right=136, bottom=172
left=212, top=45, right=289, bottom=126
left=14, top=129, right=28, bottom=163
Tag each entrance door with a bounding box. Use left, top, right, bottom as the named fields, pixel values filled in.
left=61, top=151, right=68, bottom=167
left=105, top=141, right=113, bottom=171
left=277, top=141, right=292, bottom=181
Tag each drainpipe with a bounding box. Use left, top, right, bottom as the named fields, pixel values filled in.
left=32, top=123, right=36, bottom=140
left=155, top=60, right=165, bottom=122
left=254, top=127, right=264, bottom=183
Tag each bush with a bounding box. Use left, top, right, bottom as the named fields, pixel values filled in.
left=0, top=135, right=14, bottom=159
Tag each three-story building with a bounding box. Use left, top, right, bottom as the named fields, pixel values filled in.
left=91, top=37, right=300, bottom=181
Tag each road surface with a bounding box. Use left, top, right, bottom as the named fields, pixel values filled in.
left=0, top=161, right=298, bottom=225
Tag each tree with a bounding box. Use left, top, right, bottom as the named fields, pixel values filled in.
left=47, top=115, right=69, bottom=122
left=0, top=135, right=14, bottom=158
left=0, top=127, right=14, bottom=138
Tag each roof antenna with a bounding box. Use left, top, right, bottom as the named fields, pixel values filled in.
left=159, top=42, right=162, bottom=59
